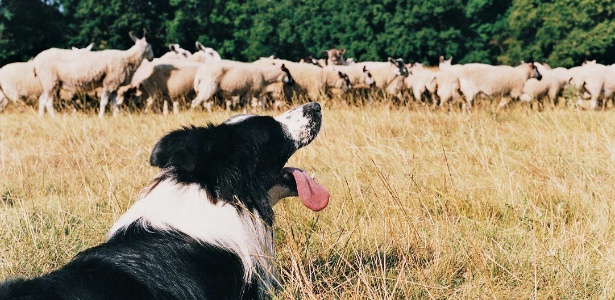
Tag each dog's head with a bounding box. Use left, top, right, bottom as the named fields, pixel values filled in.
left=149, top=102, right=329, bottom=224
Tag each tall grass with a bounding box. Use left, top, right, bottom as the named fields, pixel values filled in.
left=1, top=101, right=615, bottom=299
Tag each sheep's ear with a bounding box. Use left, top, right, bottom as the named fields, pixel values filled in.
left=388, top=57, right=395, bottom=64
left=439, top=56, right=444, bottom=63
left=322, top=50, right=329, bottom=55
left=129, top=31, right=138, bottom=42
left=142, top=28, right=148, bottom=40
left=168, top=44, right=176, bottom=51
left=340, top=48, right=346, bottom=54
left=338, top=71, right=344, bottom=78
left=362, top=66, right=367, bottom=72
left=85, top=43, right=93, bottom=51
left=195, top=41, right=205, bottom=51
left=280, top=63, right=288, bottom=72
left=71, top=46, right=78, bottom=50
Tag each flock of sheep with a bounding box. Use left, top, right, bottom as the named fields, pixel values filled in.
left=0, top=32, right=613, bottom=117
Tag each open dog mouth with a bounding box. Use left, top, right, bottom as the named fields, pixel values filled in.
left=274, top=167, right=329, bottom=211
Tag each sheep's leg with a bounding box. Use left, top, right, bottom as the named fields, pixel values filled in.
left=143, top=97, right=154, bottom=114
left=45, top=92, right=56, bottom=117
left=497, top=96, right=512, bottom=111
left=109, top=92, right=119, bottom=117
left=0, top=92, right=8, bottom=112
left=191, top=82, right=217, bottom=109
left=98, top=89, right=110, bottom=118
left=163, top=100, right=169, bottom=116
left=38, top=94, right=47, bottom=116
left=173, top=101, right=179, bottom=114
left=204, top=101, right=213, bottom=113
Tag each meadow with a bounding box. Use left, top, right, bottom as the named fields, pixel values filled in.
left=1, top=100, right=615, bottom=299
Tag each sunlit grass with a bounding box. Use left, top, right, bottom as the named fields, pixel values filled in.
left=2, top=99, right=615, bottom=299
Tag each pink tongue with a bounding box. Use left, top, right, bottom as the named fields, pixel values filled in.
left=288, top=168, right=330, bottom=211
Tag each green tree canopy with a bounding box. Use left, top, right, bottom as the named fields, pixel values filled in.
left=0, top=0, right=613, bottom=67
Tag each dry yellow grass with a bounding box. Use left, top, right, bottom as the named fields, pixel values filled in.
left=2, top=101, right=615, bottom=299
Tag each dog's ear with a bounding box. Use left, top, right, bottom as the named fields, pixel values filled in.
left=150, top=126, right=210, bottom=172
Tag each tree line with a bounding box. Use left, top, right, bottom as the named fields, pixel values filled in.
left=1, top=0, right=613, bottom=67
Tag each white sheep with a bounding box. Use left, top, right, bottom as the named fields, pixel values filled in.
left=254, top=58, right=351, bottom=101
left=0, top=62, right=42, bottom=112
left=450, top=62, right=542, bottom=111
left=191, top=60, right=294, bottom=112
left=404, top=63, right=437, bottom=103
left=354, top=58, right=410, bottom=98
left=159, top=44, right=192, bottom=60
left=324, top=48, right=346, bottom=66
left=189, top=42, right=222, bottom=63
left=431, top=65, right=463, bottom=110
left=117, top=59, right=201, bottom=115
left=519, top=63, right=568, bottom=108
left=0, top=45, right=95, bottom=112
left=569, top=64, right=615, bottom=109
left=324, top=65, right=374, bottom=88
left=33, top=32, right=154, bottom=117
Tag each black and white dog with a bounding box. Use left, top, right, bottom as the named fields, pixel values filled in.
left=0, top=102, right=329, bottom=299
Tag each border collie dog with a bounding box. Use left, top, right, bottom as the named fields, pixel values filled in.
left=0, top=102, right=329, bottom=299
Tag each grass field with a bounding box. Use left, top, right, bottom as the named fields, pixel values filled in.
left=2, top=100, right=615, bottom=299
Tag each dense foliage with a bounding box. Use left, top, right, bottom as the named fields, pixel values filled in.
left=0, top=0, right=613, bottom=67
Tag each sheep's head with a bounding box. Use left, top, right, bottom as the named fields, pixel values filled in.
left=169, top=44, right=192, bottom=59
left=281, top=64, right=295, bottom=86
left=388, top=57, right=410, bottom=77
left=130, top=31, right=154, bottom=62
left=195, top=41, right=222, bottom=63
left=362, top=66, right=375, bottom=87
left=324, top=48, right=346, bottom=65
left=338, top=71, right=352, bottom=91
left=528, top=62, right=542, bottom=81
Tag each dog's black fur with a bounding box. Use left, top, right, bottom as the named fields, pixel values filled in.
left=0, top=103, right=323, bottom=300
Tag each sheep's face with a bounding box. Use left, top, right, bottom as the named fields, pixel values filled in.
left=137, top=39, right=154, bottom=62
left=325, top=48, right=346, bottom=65
left=528, top=62, right=542, bottom=81
left=169, top=44, right=191, bottom=59
left=362, top=66, right=375, bottom=87
left=337, top=71, right=351, bottom=91
left=281, top=65, right=295, bottom=86
left=388, top=58, right=410, bottom=77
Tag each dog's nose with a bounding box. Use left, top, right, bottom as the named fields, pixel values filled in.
left=306, top=102, right=321, bottom=112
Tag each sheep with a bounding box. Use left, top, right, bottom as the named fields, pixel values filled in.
left=190, top=60, right=294, bottom=112
left=254, top=58, right=351, bottom=102
left=116, top=59, right=202, bottom=115
left=431, top=64, right=463, bottom=110
left=354, top=58, right=410, bottom=99
left=33, top=32, right=154, bottom=117
left=159, top=44, right=192, bottom=60
left=569, top=64, right=615, bottom=110
left=0, top=45, right=95, bottom=112
left=324, top=48, right=346, bottom=65
left=449, top=62, right=542, bottom=112
left=0, top=62, right=42, bottom=112
left=439, top=56, right=453, bottom=69
left=404, top=63, right=437, bottom=103
left=324, top=65, right=374, bottom=88
left=519, top=63, right=568, bottom=108
left=189, top=41, right=222, bottom=63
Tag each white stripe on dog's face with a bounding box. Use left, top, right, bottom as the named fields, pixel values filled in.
left=274, top=103, right=322, bottom=149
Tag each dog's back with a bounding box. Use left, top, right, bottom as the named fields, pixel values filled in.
left=0, top=224, right=257, bottom=299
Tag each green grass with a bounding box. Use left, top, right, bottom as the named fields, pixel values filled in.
left=2, top=101, right=615, bottom=299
